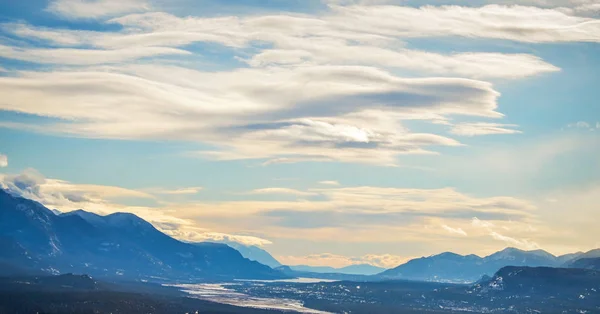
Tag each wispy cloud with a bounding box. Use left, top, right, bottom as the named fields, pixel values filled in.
left=472, top=217, right=539, bottom=250
left=47, top=0, right=150, bottom=19
left=442, top=224, right=468, bottom=236
left=0, top=154, right=7, bottom=168
left=149, top=187, right=203, bottom=195
left=248, top=188, right=317, bottom=197
left=277, top=252, right=408, bottom=268
left=566, top=121, right=600, bottom=131
left=319, top=180, right=341, bottom=186
left=450, top=122, right=522, bottom=136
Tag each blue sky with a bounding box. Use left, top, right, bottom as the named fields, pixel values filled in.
left=0, top=0, right=599, bottom=268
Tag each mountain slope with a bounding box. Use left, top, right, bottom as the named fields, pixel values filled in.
left=0, top=189, right=286, bottom=281
left=473, top=266, right=600, bottom=295
left=215, top=241, right=282, bottom=268
left=378, top=248, right=561, bottom=283
left=568, top=257, right=600, bottom=270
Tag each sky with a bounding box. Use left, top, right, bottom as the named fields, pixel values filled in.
left=0, top=0, right=599, bottom=269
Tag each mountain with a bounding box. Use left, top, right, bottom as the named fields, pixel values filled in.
left=377, top=248, right=561, bottom=283
left=290, top=263, right=386, bottom=275
left=556, top=251, right=584, bottom=264
left=473, top=266, right=600, bottom=295
left=211, top=241, right=282, bottom=268
left=0, top=189, right=286, bottom=281
left=275, top=265, right=372, bottom=281
left=568, top=257, right=600, bottom=270
left=562, top=248, right=600, bottom=268
left=377, top=252, right=484, bottom=283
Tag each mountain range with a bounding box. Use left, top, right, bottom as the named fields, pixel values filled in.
left=207, top=240, right=387, bottom=275
left=0, top=189, right=286, bottom=281
left=377, top=247, right=599, bottom=283
left=2, top=187, right=598, bottom=284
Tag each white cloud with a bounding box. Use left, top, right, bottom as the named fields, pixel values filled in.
left=4, top=8, right=563, bottom=79
left=0, top=44, right=190, bottom=65
left=568, top=121, right=591, bottom=129
left=489, top=231, right=540, bottom=249
left=472, top=216, right=539, bottom=250
left=0, top=168, right=154, bottom=206
left=47, top=0, right=150, bottom=19
left=319, top=180, right=341, bottom=186
left=165, top=230, right=273, bottom=247
left=0, top=65, right=497, bottom=165
left=2, top=2, right=583, bottom=166
left=248, top=188, right=317, bottom=197
left=472, top=217, right=495, bottom=229
left=450, top=122, right=522, bottom=136
left=150, top=187, right=203, bottom=195
left=0, top=154, right=7, bottom=167
left=442, top=224, right=468, bottom=236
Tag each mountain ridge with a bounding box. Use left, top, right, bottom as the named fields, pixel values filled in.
left=376, top=247, right=597, bottom=283
left=0, top=189, right=287, bottom=281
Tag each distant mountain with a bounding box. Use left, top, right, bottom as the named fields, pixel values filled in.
left=556, top=251, right=584, bottom=264
left=290, top=263, right=386, bottom=275
left=208, top=241, right=281, bottom=268
left=568, top=257, right=600, bottom=270
left=275, top=265, right=372, bottom=281
left=0, top=189, right=286, bottom=281
left=576, top=248, right=600, bottom=259
left=473, top=266, right=600, bottom=296
left=377, top=248, right=562, bottom=283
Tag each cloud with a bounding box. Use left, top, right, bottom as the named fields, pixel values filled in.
left=472, top=216, right=539, bottom=250
left=0, top=44, right=190, bottom=65
left=163, top=230, right=273, bottom=247
left=0, top=154, right=7, bottom=167
left=47, top=0, right=150, bottom=19
left=319, top=180, right=340, bottom=186
left=568, top=121, right=591, bottom=129
left=0, top=65, right=498, bottom=165
left=277, top=252, right=408, bottom=268
left=325, top=3, right=600, bottom=43
left=248, top=188, right=317, bottom=197
left=0, top=2, right=580, bottom=166
left=472, top=217, right=495, bottom=229
left=566, top=121, right=600, bottom=131
left=442, top=224, right=468, bottom=236
left=150, top=187, right=203, bottom=195
left=450, top=122, right=522, bottom=136
left=0, top=168, right=154, bottom=206
left=3, top=168, right=597, bottom=258
left=489, top=231, right=540, bottom=249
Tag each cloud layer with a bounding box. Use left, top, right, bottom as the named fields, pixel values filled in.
left=0, top=1, right=587, bottom=165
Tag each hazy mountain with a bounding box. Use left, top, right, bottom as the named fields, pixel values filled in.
left=0, top=189, right=286, bottom=281
left=568, top=257, right=600, bottom=270
left=377, top=248, right=562, bottom=283
left=377, top=252, right=484, bottom=282
left=275, top=265, right=372, bottom=281
left=212, top=241, right=282, bottom=268
left=290, top=263, right=386, bottom=275
left=577, top=248, right=600, bottom=259
left=556, top=251, right=584, bottom=264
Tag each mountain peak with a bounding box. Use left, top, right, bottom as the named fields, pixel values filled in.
left=104, top=212, right=147, bottom=225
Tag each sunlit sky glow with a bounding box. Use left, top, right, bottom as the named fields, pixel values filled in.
left=0, top=0, right=599, bottom=268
